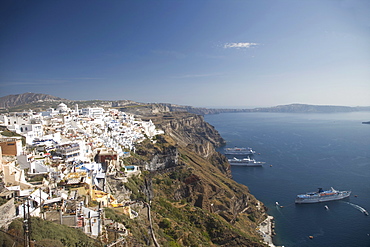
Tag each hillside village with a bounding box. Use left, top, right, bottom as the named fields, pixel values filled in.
left=0, top=103, right=165, bottom=244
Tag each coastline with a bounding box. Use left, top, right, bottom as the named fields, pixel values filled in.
left=206, top=111, right=370, bottom=247
left=214, top=124, right=276, bottom=246
left=257, top=215, right=276, bottom=247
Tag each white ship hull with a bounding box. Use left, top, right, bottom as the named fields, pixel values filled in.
left=224, top=147, right=256, bottom=155
left=229, top=162, right=263, bottom=167
left=295, top=187, right=351, bottom=204
left=228, top=157, right=265, bottom=167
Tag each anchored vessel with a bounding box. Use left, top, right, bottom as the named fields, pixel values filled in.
left=295, top=187, right=351, bottom=204
left=224, top=147, right=256, bottom=155
left=228, top=157, right=265, bottom=167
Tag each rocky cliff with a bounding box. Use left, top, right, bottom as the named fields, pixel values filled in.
left=153, top=112, right=225, bottom=156
left=109, top=111, right=268, bottom=246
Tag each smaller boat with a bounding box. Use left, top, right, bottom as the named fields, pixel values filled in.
left=324, top=205, right=329, bottom=210
left=228, top=157, right=265, bottom=167
left=224, top=147, right=256, bottom=155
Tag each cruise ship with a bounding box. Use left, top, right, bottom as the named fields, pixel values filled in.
left=228, top=157, right=265, bottom=167
left=295, top=187, right=351, bottom=204
left=224, top=147, right=256, bottom=155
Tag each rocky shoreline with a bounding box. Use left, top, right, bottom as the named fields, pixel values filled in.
left=258, top=215, right=276, bottom=247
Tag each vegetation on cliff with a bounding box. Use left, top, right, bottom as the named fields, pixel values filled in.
left=0, top=217, right=101, bottom=247
left=106, top=112, right=268, bottom=246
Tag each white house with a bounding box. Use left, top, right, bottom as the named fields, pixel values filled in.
left=29, top=159, right=50, bottom=175
left=81, top=206, right=102, bottom=236
left=1, top=161, right=33, bottom=190
left=7, top=123, right=43, bottom=145
left=81, top=108, right=104, bottom=119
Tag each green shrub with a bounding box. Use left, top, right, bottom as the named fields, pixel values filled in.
left=7, top=217, right=101, bottom=247
left=248, top=214, right=256, bottom=222
left=159, top=218, right=171, bottom=229
left=104, top=208, right=124, bottom=223
left=124, top=175, right=147, bottom=201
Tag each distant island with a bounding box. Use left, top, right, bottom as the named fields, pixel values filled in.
left=158, top=103, right=370, bottom=115
left=1, top=92, right=370, bottom=115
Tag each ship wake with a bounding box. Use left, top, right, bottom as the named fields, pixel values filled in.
left=344, top=202, right=369, bottom=216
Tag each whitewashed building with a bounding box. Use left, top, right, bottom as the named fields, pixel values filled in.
left=81, top=108, right=104, bottom=118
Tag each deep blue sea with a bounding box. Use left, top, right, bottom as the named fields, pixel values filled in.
left=205, top=112, right=370, bottom=247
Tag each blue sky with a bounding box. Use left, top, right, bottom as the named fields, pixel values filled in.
left=1, top=0, right=369, bottom=107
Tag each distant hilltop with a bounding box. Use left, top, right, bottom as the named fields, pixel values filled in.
left=163, top=103, right=370, bottom=115
left=142, top=103, right=370, bottom=115
left=250, top=103, right=370, bottom=113
left=0, top=92, right=65, bottom=108
left=1, top=92, right=370, bottom=114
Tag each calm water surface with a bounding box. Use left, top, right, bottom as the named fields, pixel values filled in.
left=205, top=112, right=370, bottom=247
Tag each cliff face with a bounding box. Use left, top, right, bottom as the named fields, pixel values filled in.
left=111, top=111, right=267, bottom=246
left=154, top=112, right=225, bottom=156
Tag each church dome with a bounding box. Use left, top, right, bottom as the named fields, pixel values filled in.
left=56, top=103, right=68, bottom=112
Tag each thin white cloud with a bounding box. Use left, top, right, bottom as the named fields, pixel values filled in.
left=224, top=42, right=259, bottom=49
